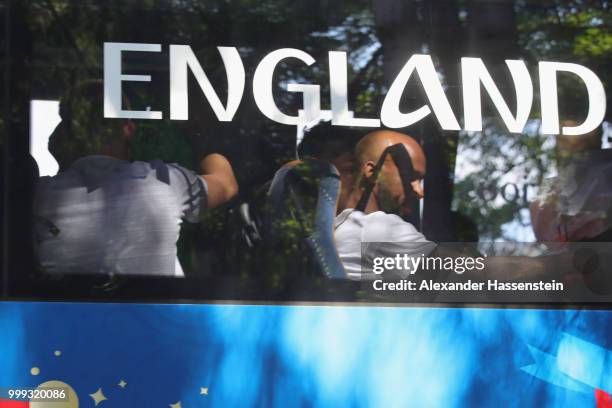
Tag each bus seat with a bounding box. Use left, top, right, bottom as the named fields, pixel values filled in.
left=261, top=159, right=346, bottom=279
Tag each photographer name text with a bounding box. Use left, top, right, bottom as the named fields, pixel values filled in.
left=372, top=279, right=564, bottom=292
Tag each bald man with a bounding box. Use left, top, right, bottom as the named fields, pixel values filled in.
left=334, top=130, right=435, bottom=280
left=333, top=132, right=572, bottom=284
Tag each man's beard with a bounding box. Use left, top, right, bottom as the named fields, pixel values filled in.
left=376, top=188, right=419, bottom=221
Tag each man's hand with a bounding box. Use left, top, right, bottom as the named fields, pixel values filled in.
left=199, top=153, right=238, bottom=208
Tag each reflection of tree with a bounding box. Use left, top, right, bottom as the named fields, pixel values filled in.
left=518, top=0, right=611, bottom=117
left=12, top=0, right=377, bottom=278
left=8, top=0, right=611, bottom=276
left=454, top=119, right=555, bottom=240
left=455, top=1, right=611, bottom=241
left=371, top=0, right=466, bottom=240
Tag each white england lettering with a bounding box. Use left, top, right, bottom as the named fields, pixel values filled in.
left=380, top=54, right=461, bottom=130
left=462, top=58, right=532, bottom=133
left=539, top=61, right=606, bottom=135
left=102, top=42, right=607, bottom=136
left=169, top=45, right=245, bottom=121
left=329, top=51, right=380, bottom=127
left=253, top=48, right=320, bottom=126
left=104, top=42, right=162, bottom=119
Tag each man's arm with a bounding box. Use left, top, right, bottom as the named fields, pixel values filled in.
left=199, top=153, right=238, bottom=208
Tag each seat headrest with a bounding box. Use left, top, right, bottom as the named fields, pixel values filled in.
left=265, top=159, right=346, bottom=279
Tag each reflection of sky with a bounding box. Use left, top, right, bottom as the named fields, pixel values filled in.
left=311, top=13, right=380, bottom=70
left=455, top=120, right=611, bottom=243
left=501, top=208, right=536, bottom=242
left=1, top=302, right=610, bottom=407
left=30, top=99, right=61, bottom=177
left=603, top=122, right=612, bottom=149
left=455, top=120, right=553, bottom=242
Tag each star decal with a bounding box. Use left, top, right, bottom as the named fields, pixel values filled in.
left=118, top=379, right=127, bottom=388
left=169, top=402, right=182, bottom=408
left=200, top=387, right=209, bottom=395
left=89, top=387, right=107, bottom=406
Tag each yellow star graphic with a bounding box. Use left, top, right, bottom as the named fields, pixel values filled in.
left=169, top=402, right=182, bottom=408
left=118, top=380, right=127, bottom=388
left=200, top=387, right=209, bottom=395
left=89, top=388, right=107, bottom=406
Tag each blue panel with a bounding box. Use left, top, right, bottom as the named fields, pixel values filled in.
left=0, top=302, right=611, bottom=407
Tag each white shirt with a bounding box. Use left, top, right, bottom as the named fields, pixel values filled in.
left=34, top=156, right=207, bottom=276
left=334, top=209, right=435, bottom=280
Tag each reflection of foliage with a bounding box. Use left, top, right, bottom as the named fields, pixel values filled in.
left=455, top=1, right=611, bottom=241
left=15, top=1, right=611, bottom=266
left=517, top=1, right=611, bottom=117
left=518, top=1, right=612, bottom=62
left=18, top=0, right=380, bottom=280
left=22, top=0, right=381, bottom=180
left=454, top=119, right=556, bottom=240
left=261, top=161, right=325, bottom=287
left=131, top=120, right=192, bottom=168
